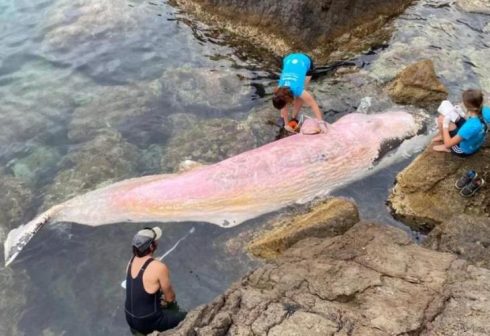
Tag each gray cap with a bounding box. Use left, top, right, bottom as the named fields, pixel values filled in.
left=132, top=227, right=162, bottom=252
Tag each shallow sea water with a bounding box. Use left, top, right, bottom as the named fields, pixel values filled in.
left=0, top=0, right=488, bottom=334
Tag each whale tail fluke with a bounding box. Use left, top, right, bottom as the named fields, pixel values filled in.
left=4, top=204, right=64, bottom=267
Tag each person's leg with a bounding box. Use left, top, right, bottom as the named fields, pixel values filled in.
left=433, top=144, right=451, bottom=152
left=153, top=309, right=187, bottom=331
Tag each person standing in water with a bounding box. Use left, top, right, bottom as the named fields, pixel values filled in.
left=272, top=53, right=325, bottom=132
left=125, top=227, right=186, bottom=335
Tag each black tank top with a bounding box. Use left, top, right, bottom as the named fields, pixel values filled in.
left=125, top=257, right=160, bottom=319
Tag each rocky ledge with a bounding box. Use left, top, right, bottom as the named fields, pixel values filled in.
left=170, top=0, right=414, bottom=61
left=160, top=200, right=490, bottom=336
left=388, top=140, right=490, bottom=232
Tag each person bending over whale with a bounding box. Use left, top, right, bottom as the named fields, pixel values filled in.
left=125, top=227, right=186, bottom=335
left=273, top=53, right=326, bottom=133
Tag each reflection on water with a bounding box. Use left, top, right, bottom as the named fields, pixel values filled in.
left=0, top=0, right=489, bottom=334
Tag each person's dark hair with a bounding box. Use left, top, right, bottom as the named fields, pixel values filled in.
left=463, top=89, right=483, bottom=115
left=132, top=242, right=156, bottom=257
left=463, top=89, right=487, bottom=132
left=272, top=87, right=293, bottom=110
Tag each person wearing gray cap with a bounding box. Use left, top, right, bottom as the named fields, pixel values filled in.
left=125, top=227, right=186, bottom=335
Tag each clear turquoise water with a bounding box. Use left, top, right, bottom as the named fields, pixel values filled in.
left=0, top=1, right=271, bottom=334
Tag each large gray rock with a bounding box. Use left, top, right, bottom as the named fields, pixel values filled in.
left=424, top=215, right=490, bottom=269
left=467, top=48, right=490, bottom=91
left=160, top=222, right=490, bottom=335
left=170, top=0, right=414, bottom=59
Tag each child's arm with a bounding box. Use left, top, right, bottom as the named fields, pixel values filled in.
left=300, top=91, right=323, bottom=121
left=442, top=118, right=462, bottom=148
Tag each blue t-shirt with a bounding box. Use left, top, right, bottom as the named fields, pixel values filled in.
left=457, top=116, right=486, bottom=154
left=483, top=105, right=490, bottom=123
left=278, top=53, right=311, bottom=97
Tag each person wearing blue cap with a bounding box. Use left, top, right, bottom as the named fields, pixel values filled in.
left=125, top=227, right=186, bottom=335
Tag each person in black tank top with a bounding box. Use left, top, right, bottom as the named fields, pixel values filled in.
left=125, top=227, right=186, bottom=335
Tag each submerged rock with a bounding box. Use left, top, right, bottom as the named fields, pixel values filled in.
left=43, top=0, right=140, bottom=51
left=42, top=130, right=140, bottom=208
left=160, top=67, right=253, bottom=114
left=170, top=0, right=414, bottom=60
left=0, top=61, right=89, bottom=157
left=161, top=222, right=490, bottom=336
left=67, top=81, right=163, bottom=144
left=424, top=215, right=490, bottom=269
left=0, top=266, right=30, bottom=336
left=388, top=142, right=490, bottom=232
left=248, top=198, right=359, bottom=260
left=0, top=170, right=33, bottom=243
left=311, top=69, right=396, bottom=120
left=387, top=59, right=448, bottom=108
left=7, top=145, right=62, bottom=188
left=160, top=113, right=258, bottom=172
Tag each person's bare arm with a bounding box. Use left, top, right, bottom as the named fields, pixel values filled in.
left=157, top=263, right=176, bottom=303
left=300, top=91, right=323, bottom=120
left=280, top=107, right=289, bottom=125
left=442, top=128, right=462, bottom=148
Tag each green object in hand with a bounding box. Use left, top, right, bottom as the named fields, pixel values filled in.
left=162, top=300, right=180, bottom=311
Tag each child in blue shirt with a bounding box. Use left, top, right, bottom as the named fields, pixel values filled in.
left=434, top=89, right=487, bottom=156
left=272, top=53, right=325, bottom=132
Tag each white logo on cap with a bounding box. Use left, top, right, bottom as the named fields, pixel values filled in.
left=292, top=59, right=298, bottom=64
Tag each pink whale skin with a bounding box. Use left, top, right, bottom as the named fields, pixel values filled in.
left=4, top=111, right=420, bottom=266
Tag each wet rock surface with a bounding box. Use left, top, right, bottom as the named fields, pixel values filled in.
left=170, top=0, right=414, bottom=60
left=456, top=0, right=490, bottom=14
left=368, top=0, right=489, bottom=98
left=160, top=221, right=490, bottom=336
left=424, top=214, right=490, bottom=269
left=387, top=59, right=448, bottom=108
left=248, top=198, right=359, bottom=260
left=388, top=141, right=490, bottom=232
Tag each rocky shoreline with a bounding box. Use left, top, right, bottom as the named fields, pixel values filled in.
left=160, top=200, right=490, bottom=336
left=152, top=1, right=490, bottom=335
left=169, top=0, right=414, bottom=62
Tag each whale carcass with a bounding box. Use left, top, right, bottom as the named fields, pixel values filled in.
left=4, top=111, right=421, bottom=266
